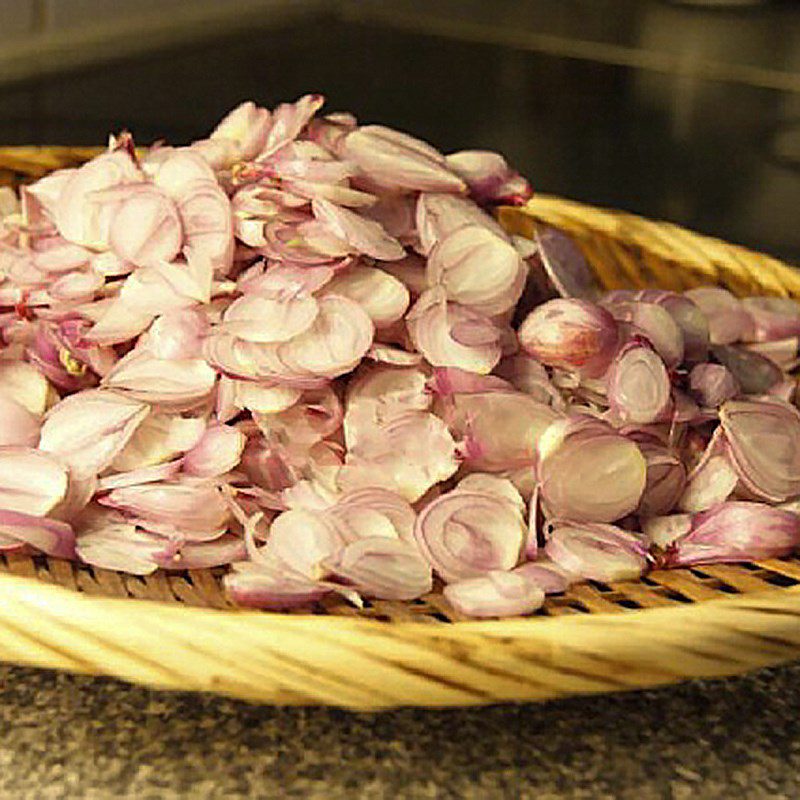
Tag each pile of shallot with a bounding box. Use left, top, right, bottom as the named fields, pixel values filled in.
left=1, top=96, right=799, bottom=618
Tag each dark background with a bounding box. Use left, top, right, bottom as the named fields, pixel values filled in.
left=1, top=1, right=800, bottom=260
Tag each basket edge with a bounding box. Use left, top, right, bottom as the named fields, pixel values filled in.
left=2, top=572, right=800, bottom=708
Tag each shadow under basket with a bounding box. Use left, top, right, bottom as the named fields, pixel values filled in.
left=2, top=146, right=800, bottom=709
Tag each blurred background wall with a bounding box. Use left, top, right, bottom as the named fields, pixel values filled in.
left=0, top=0, right=798, bottom=260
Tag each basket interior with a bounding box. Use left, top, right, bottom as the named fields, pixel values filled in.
left=2, top=146, right=800, bottom=623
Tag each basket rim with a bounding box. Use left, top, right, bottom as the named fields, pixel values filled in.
left=3, top=569, right=800, bottom=708
left=7, top=567, right=800, bottom=632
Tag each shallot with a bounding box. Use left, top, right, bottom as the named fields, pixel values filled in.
left=0, top=95, right=799, bottom=619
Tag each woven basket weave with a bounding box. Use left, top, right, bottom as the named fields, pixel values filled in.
left=2, top=145, right=800, bottom=709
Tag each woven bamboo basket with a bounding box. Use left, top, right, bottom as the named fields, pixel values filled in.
left=2, top=145, right=800, bottom=710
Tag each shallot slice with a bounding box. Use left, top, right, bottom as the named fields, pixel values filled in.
left=224, top=561, right=328, bottom=609
left=662, top=501, right=800, bottom=567
left=532, top=226, right=600, bottom=301
left=607, top=341, right=672, bottom=425
left=329, top=487, right=416, bottom=542
left=445, top=149, right=532, bottom=206
left=513, top=559, right=573, bottom=594
left=323, top=264, right=410, bottom=327
left=444, top=571, right=544, bottom=618
left=678, top=453, right=738, bottom=512
left=544, top=522, right=649, bottom=582
left=0, top=510, right=75, bottom=559
left=634, top=440, right=687, bottom=517
left=277, top=294, right=374, bottom=379
left=321, top=537, right=432, bottom=600
left=182, top=424, right=245, bottom=478
left=109, top=185, right=183, bottom=266
left=312, top=198, right=405, bottom=261
left=677, top=427, right=738, bottom=512
left=688, top=363, right=739, bottom=408
left=112, top=413, right=205, bottom=471
left=684, top=287, right=753, bottom=345
left=344, top=409, right=458, bottom=502
left=720, top=398, right=800, bottom=502
left=0, top=447, right=69, bottom=517
left=413, top=488, right=525, bottom=583
left=208, top=100, right=271, bottom=163
left=221, top=291, right=319, bottom=343
left=266, top=508, right=343, bottom=578
left=416, top=192, right=507, bottom=254
left=346, top=364, right=431, bottom=418
left=407, top=288, right=501, bottom=375
left=630, top=291, right=710, bottom=363
left=745, top=338, right=798, bottom=371
left=426, top=224, right=526, bottom=315
left=342, top=125, right=465, bottom=193
left=54, top=151, right=142, bottom=249
left=99, top=477, right=230, bottom=540
left=441, top=389, right=559, bottom=472
left=0, top=361, right=49, bottom=415
left=102, top=348, right=216, bottom=407
left=39, top=389, right=149, bottom=477
left=75, top=510, right=169, bottom=575
left=0, top=394, right=40, bottom=447
left=741, top=297, right=800, bottom=342
left=156, top=534, right=246, bottom=571
left=628, top=302, right=684, bottom=368
left=455, top=473, right=525, bottom=513
left=711, top=344, right=781, bottom=395
left=536, top=415, right=646, bottom=523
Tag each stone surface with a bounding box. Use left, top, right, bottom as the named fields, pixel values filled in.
left=1, top=661, right=799, bottom=798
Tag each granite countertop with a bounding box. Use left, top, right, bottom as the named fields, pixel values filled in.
left=2, top=661, right=800, bottom=799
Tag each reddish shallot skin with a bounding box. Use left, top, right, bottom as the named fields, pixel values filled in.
left=1, top=96, right=800, bottom=618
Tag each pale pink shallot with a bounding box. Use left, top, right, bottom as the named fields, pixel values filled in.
left=1, top=96, right=800, bottom=616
